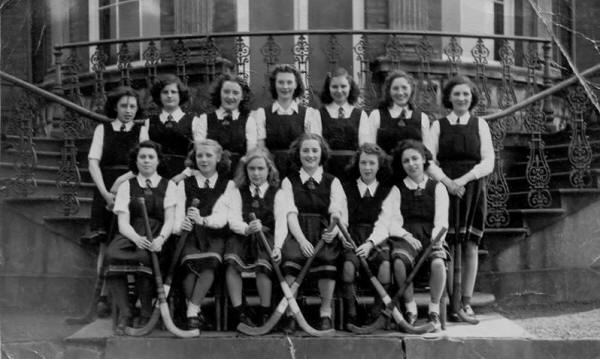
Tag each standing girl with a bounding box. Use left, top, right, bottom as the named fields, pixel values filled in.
left=175, top=139, right=236, bottom=330
left=225, top=148, right=286, bottom=327
left=359, top=71, right=432, bottom=155
left=391, top=139, right=449, bottom=331
left=275, top=133, right=347, bottom=332
left=106, top=140, right=177, bottom=334
left=429, top=76, right=494, bottom=319
left=340, top=143, right=393, bottom=329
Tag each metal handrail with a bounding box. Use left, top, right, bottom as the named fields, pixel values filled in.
left=55, top=29, right=551, bottom=50
left=0, top=70, right=110, bottom=123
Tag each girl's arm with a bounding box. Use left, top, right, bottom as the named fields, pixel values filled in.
left=228, top=188, right=249, bottom=235
left=432, top=181, right=449, bottom=246
left=114, top=181, right=150, bottom=249
left=427, top=121, right=463, bottom=196
left=191, top=114, right=208, bottom=143
left=455, top=118, right=495, bottom=186
left=359, top=109, right=379, bottom=145
left=305, top=107, right=322, bottom=136
left=202, top=181, right=236, bottom=229
left=246, top=108, right=266, bottom=150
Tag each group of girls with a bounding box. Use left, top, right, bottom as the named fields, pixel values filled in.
left=87, top=62, right=493, bottom=334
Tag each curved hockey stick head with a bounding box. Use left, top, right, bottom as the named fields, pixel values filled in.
left=124, top=304, right=160, bottom=336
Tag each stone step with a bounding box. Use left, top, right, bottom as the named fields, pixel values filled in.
left=0, top=177, right=96, bottom=198
left=1, top=147, right=89, bottom=167
left=3, top=135, right=91, bottom=153
left=505, top=153, right=600, bottom=178
left=4, top=196, right=92, bottom=220
left=506, top=170, right=600, bottom=193
left=0, top=161, right=92, bottom=182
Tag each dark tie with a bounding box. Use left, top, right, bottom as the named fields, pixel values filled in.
left=165, top=114, right=175, bottom=129
left=397, top=109, right=407, bottom=127
left=252, top=186, right=261, bottom=209
left=222, top=110, right=233, bottom=126
left=204, top=179, right=211, bottom=189
left=338, top=106, right=345, bottom=119
left=364, top=188, right=372, bottom=198
left=144, top=179, right=153, bottom=196
left=306, top=177, right=317, bottom=190
left=119, top=122, right=127, bottom=132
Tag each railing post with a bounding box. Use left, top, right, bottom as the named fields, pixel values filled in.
left=542, top=40, right=552, bottom=88
left=53, top=46, right=64, bottom=95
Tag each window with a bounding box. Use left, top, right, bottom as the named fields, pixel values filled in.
left=493, top=0, right=505, bottom=61
left=98, top=0, right=141, bottom=64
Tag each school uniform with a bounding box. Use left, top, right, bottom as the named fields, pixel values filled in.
left=88, top=120, right=148, bottom=236
left=342, top=179, right=392, bottom=272
left=429, top=113, right=494, bottom=245
left=277, top=167, right=347, bottom=280
left=175, top=171, right=236, bottom=274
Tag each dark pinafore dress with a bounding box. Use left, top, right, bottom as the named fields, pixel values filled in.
left=392, top=178, right=448, bottom=284
left=343, top=181, right=392, bottom=272
left=180, top=175, right=230, bottom=274
left=90, top=123, right=142, bottom=236
left=147, top=114, right=194, bottom=178
left=206, top=111, right=248, bottom=176
left=106, top=177, right=169, bottom=277
left=265, top=106, right=306, bottom=177
left=281, top=172, right=341, bottom=280
left=437, top=116, right=486, bottom=246
left=321, top=107, right=361, bottom=180
left=376, top=108, right=422, bottom=155
left=224, top=185, right=277, bottom=275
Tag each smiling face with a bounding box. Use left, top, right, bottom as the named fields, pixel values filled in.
left=220, top=80, right=243, bottom=111
left=358, top=152, right=379, bottom=185
left=299, top=139, right=322, bottom=172
left=329, top=75, right=350, bottom=105
left=160, top=83, right=180, bottom=112
left=136, top=147, right=159, bottom=177
left=389, top=76, right=412, bottom=107
left=275, top=72, right=297, bottom=101
left=195, top=144, right=220, bottom=178
left=246, top=157, right=269, bottom=187
left=401, top=148, right=425, bottom=183
left=115, top=95, right=138, bottom=123
left=449, top=83, right=473, bottom=116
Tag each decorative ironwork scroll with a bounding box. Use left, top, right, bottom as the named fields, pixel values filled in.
left=384, top=35, right=404, bottom=70
left=199, top=37, right=221, bottom=83
left=471, top=38, right=491, bottom=117
left=234, top=36, right=251, bottom=82
left=63, top=50, right=84, bottom=106
left=143, top=40, right=161, bottom=84
left=414, top=36, right=438, bottom=118
left=292, top=34, right=313, bottom=106
left=353, top=34, right=376, bottom=111
left=486, top=152, right=510, bottom=228
left=323, top=34, right=343, bottom=72
left=443, top=36, right=463, bottom=77
left=171, top=39, right=190, bottom=85
left=90, top=47, right=108, bottom=113
left=8, top=94, right=39, bottom=197
left=117, top=43, right=132, bottom=87
left=56, top=109, right=81, bottom=215
left=567, top=86, right=593, bottom=188
left=260, top=35, right=281, bottom=94
left=497, top=40, right=518, bottom=129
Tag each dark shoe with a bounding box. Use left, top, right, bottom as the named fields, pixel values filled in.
left=134, top=315, right=151, bottom=329
left=80, top=230, right=107, bottom=244
left=97, top=299, right=111, bottom=318
left=463, top=304, right=475, bottom=317
left=260, top=312, right=271, bottom=326
left=319, top=316, right=332, bottom=331
left=238, top=312, right=256, bottom=327
left=345, top=315, right=358, bottom=331
left=406, top=312, right=418, bottom=326
left=428, top=312, right=441, bottom=332
left=281, top=315, right=296, bottom=334
left=187, top=316, right=200, bottom=330
left=198, top=313, right=214, bottom=331
left=115, top=316, right=131, bottom=335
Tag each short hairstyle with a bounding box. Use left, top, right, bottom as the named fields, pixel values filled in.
left=128, top=140, right=164, bottom=174
left=344, top=142, right=392, bottom=182
left=185, top=139, right=231, bottom=175
left=441, top=75, right=479, bottom=110
left=233, top=147, right=280, bottom=188
left=391, top=139, right=432, bottom=181
left=268, top=64, right=305, bottom=100
left=319, top=67, right=360, bottom=105
left=104, top=86, right=144, bottom=119
left=150, top=74, right=190, bottom=108
left=209, top=73, right=252, bottom=116
left=379, top=71, right=417, bottom=110
left=288, top=133, right=331, bottom=169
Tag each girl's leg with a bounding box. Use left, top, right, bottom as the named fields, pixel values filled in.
left=318, top=278, right=336, bottom=330
left=341, top=261, right=357, bottom=325
left=393, top=258, right=417, bottom=323
left=135, top=274, right=155, bottom=323
left=461, top=241, right=478, bottom=315
left=226, top=265, right=243, bottom=307
left=107, top=275, right=131, bottom=333
left=428, top=258, right=446, bottom=329
left=256, top=272, right=273, bottom=325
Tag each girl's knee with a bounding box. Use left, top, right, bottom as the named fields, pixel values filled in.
left=342, top=261, right=355, bottom=283
left=430, top=258, right=445, bottom=273
left=377, top=261, right=391, bottom=284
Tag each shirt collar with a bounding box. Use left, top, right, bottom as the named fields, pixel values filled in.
left=447, top=111, right=470, bottom=125
left=137, top=172, right=162, bottom=187
left=112, top=119, right=135, bottom=131
left=272, top=100, right=299, bottom=115
left=216, top=107, right=240, bottom=120
left=299, top=166, right=323, bottom=184
left=250, top=182, right=269, bottom=198
left=356, top=178, right=379, bottom=197
left=160, top=108, right=185, bottom=123
left=191, top=170, right=219, bottom=188
left=325, top=102, right=353, bottom=118
left=389, top=103, right=412, bottom=118
left=403, top=175, right=429, bottom=190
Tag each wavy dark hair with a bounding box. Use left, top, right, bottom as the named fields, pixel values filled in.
left=379, top=71, right=416, bottom=110
left=150, top=74, right=190, bottom=108
left=441, top=75, right=479, bottom=111
left=391, top=139, right=433, bottom=182
left=127, top=140, right=164, bottom=174
left=104, top=86, right=144, bottom=119
left=209, top=73, right=252, bottom=116
left=320, top=67, right=360, bottom=105
left=288, top=133, right=331, bottom=170
left=268, top=64, right=305, bottom=100
left=185, top=139, right=231, bottom=175
left=233, top=147, right=280, bottom=188
left=344, top=142, right=392, bottom=183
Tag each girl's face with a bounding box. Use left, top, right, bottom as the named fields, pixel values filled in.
left=246, top=157, right=269, bottom=187
left=160, top=83, right=180, bottom=111
left=299, top=139, right=322, bottom=172
left=389, top=77, right=412, bottom=107
left=115, top=96, right=138, bottom=123
left=329, top=75, right=350, bottom=105
left=275, top=72, right=297, bottom=101
left=220, top=81, right=243, bottom=111
left=195, top=145, right=220, bottom=177
left=449, top=83, right=472, bottom=115
left=358, top=152, right=379, bottom=185
left=401, top=148, right=426, bottom=182
left=137, top=147, right=159, bottom=177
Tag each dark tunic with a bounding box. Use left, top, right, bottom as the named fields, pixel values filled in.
left=321, top=107, right=361, bottom=180
left=281, top=172, right=341, bottom=280
left=265, top=106, right=307, bottom=178
left=90, top=123, right=142, bottom=234
left=376, top=108, right=422, bottom=154
left=147, top=114, right=194, bottom=178
left=224, top=185, right=278, bottom=275
left=437, top=116, right=486, bottom=245
left=180, top=175, right=230, bottom=273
